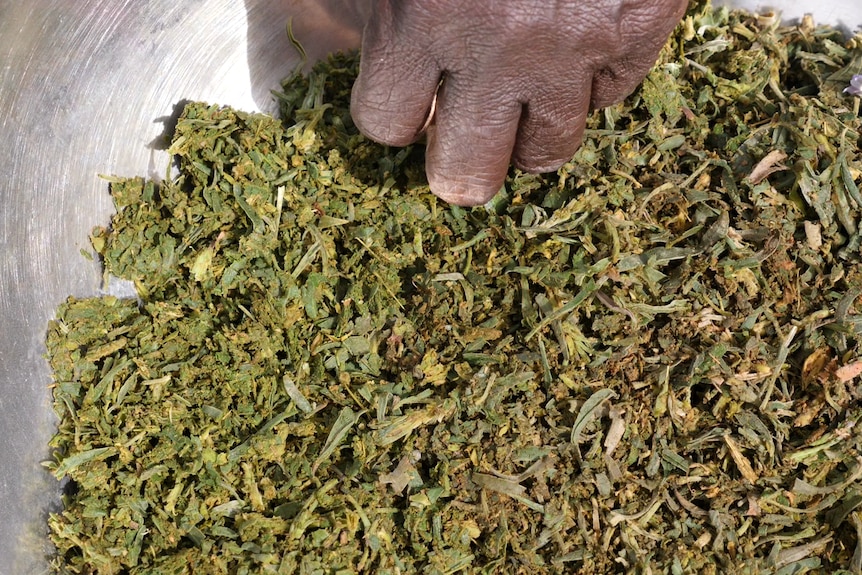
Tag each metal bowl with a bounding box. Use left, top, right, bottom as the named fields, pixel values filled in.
left=1, top=1, right=858, bottom=572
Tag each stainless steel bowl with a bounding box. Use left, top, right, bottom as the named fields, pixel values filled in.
left=1, top=1, right=858, bottom=572
left=0, top=2, right=367, bottom=571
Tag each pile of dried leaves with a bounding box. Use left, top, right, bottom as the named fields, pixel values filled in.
left=47, top=1, right=862, bottom=573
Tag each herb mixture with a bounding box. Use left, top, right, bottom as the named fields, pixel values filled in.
left=47, top=2, right=862, bottom=573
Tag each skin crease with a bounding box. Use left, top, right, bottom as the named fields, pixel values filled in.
left=350, top=0, right=688, bottom=206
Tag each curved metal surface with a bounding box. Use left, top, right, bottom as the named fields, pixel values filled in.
left=0, top=1, right=857, bottom=573
left=720, top=0, right=862, bottom=32
left=0, top=2, right=364, bottom=572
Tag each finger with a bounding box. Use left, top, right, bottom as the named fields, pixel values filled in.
left=424, top=78, right=522, bottom=206
left=512, top=79, right=592, bottom=173
left=350, top=2, right=441, bottom=146
left=590, top=55, right=660, bottom=109
left=591, top=0, right=687, bottom=108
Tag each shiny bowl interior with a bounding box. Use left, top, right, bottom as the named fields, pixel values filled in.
left=1, top=1, right=858, bottom=572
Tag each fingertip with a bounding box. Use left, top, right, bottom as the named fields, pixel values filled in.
left=350, top=64, right=441, bottom=146
left=511, top=155, right=571, bottom=175
left=427, top=171, right=504, bottom=207
left=511, top=92, right=589, bottom=174
left=349, top=85, right=421, bottom=147
left=423, top=95, right=518, bottom=206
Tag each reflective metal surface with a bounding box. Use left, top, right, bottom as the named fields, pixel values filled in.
left=724, top=0, right=862, bottom=32
left=0, top=2, right=364, bottom=572
left=0, top=1, right=858, bottom=573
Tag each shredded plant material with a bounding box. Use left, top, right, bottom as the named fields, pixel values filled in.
left=47, top=2, right=862, bottom=573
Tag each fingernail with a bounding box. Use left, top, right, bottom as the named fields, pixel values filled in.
left=417, top=77, right=444, bottom=136
left=428, top=175, right=502, bottom=207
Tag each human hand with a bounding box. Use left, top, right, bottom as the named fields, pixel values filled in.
left=350, top=0, right=687, bottom=205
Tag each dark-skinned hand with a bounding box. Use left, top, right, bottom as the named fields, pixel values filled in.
left=350, top=0, right=687, bottom=205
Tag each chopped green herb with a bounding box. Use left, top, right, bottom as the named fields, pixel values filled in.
left=47, top=2, right=862, bottom=572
